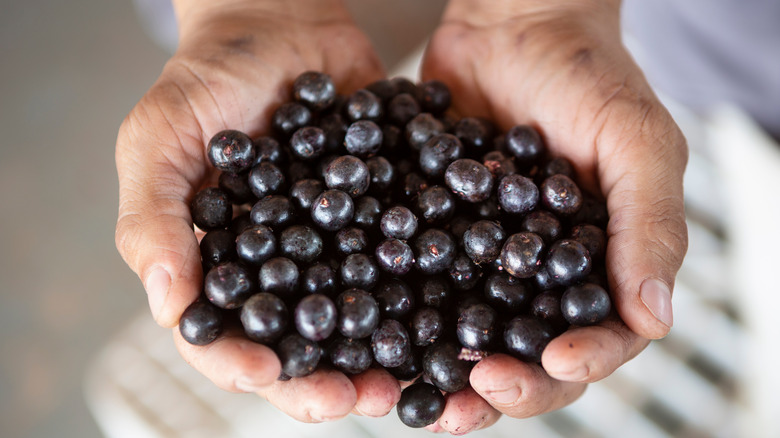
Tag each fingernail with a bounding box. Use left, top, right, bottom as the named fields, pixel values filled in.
left=485, top=385, right=520, bottom=405
left=235, top=376, right=265, bottom=393
left=144, top=266, right=171, bottom=321
left=640, top=278, right=673, bottom=329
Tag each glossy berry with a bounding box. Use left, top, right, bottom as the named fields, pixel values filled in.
left=236, top=224, right=277, bottom=266
left=294, top=294, right=337, bottom=341
left=253, top=136, right=284, bottom=165
left=241, top=292, right=289, bottom=344
left=289, top=126, right=326, bottom=161
left=415, top=186, right=455, bottom=226
left=505, top=125, right=544, bottom=164
left=371, top=319, right=411, bottom=368
left=344, top=89, right=383, bottom=122
left=218, top=171, right=254, bottom=204
left=374, top=279, right=415, bottom=320
left=300, top=262, right=337, bottom=296
left=503, top=315, right=556, bottom=363
left=545, top=239, right=592, bottom=286
left=276, top=333, right=321, bottom=378
left=484, top=272, right=533, bottom=314
left=327, top=337, right=372, bottom=375
left=397, top=382, right=446, bottom=428
left=204, top=261, right=255, bottom=309
left=365, top=78, right=398, bottom=103
left=448, top=251, right=482, bottom=290
left=336, top=288, right=380, bottom=339
left=454, top=117, right=494, bottom=152
left=500, top=232, right=545, bottom=279
left=366, top=155, right=395, bottom=193
left=352, top=196, right=383, bottom=230
left=521, top=210, right=562, bottom=244
left=457, top=302, right=499, bottom=350
left=250, top=195, right=294, bottom=229
left=497, top=174, right=539, bottom=215
left=259, top=257, right=299, bottom=298
left=463, top=220, right=507, bottom=264
left=272, top=102, right=312, bottom=138
left=423, top=341, right=472, bottom=393
left=409, top=306, right=444, bottom=346
left=482, top=150, right=516, bottom=180
left=419, top=80, right=451, bottom=114
left=445, top=159, right=494, bottom=203
left=543, top=156, right=575, bottom=179
left=344, top=120, right=383, bottom=157
left=400, top=172, right=429, bottom=201
left=531, top=290, right=569, bottom=333
left=417, top=276, right=452, bottom=309
left=289, top=178, right=324, bottom=212
left=419, top=133, right=464, bottom=178
left=179, top=299, right=223, bottom=346
left=279, top=225, right=323, bottom=264
left=540, top=174, right=583, bottom=216
left=570, top=224, right=607, bottom=262
left=375, top=238, right=415, bottom=275
left=414, top=229, right=457, bottom=275
left=387, top=93, right=421, bottom=126
left=293, top=71, right=336, bottom=111
left=311, top=189, right=354, bottom=231
left=561, top=283, right=611, bottom=326
left=191, top=187, right=232, bottom=231
left=405, top=113, right=444, bottom=151
left=248, top=162, right=285, bottom=198
left=207, top=129, right=255, bottom=173
left=380, top=206, right=418, bottom=240
left=387, top=350, right=423, bottom=381
left=200, top=229, right=237, bottom=269
left=323, top=155, right=370, bottom=197
left=340, top=253, right=379, bottom=290
left=335, top=226, right=369, bottom=256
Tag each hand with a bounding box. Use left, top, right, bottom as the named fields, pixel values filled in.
left=115, top=0, right=402, bottom=422
left=420, top=0, right=688, bottom=432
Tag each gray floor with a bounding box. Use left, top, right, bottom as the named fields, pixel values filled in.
left=0, top=1, right=443, bottom=437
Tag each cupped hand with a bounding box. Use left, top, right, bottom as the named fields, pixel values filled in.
left=115, top=0, right=401, bottom=422
left=419, top=0, right=688, bottom=433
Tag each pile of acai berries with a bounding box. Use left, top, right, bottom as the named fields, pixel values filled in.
left=182, top=71, right=612, bottom=428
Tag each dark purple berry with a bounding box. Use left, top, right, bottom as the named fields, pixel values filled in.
left=419, top=133, right=464, bottom=178
left=250, top=195, right=294, bottom=229
left=570, top=224, right=607, bottom=262
left=417, top=276, right=452, bottom=309
left=484, top=272, right=533, bottom=314
left=375, top=238, right=415, bottom=276
left=352, top=196, right=383, bottom=230
left=380, top=206, right=418, bottom=240
left=340, top=253, right=379, bottom=290
left=415, top=186, right=455, bottom=226
left=387, top=93, right=421, bottom=126
left=371, top=319, right=411, bottom=368
left=219, top=171, right=254, bottom=204
left=294, top=294, right=337, bottom=341
left=191, top=187, right=232, bottom=231
left=272, top=102, right=312, bottom=138
left=253, top=136, right=284, bottom=165
left=482, top=150, right=516, bottom=180
left=414, top=229, right=457, bottom=275
left=409, top=307, right=444, bottom=346
left=335, top=226, right=369, bottom=256
left=241, top=292, right=289, bottom=344
left=236, top=224, right=277, bottom=266
left=543, top=156, right=575, bottom=179
left=505, top=125, right=544, bottom=164
left=366, top=156, right=395, bottom=193
left=531, top=290, right=569, bottom=333
left=179, top=299, right=223, bottom=345
left=448, top=251, right=482, bottom=290
left=397, top=382, right=446, bottom=428
left=545, top=239, right=592, bottom=286
left=540, top=174, right=583, bottom=216
left=289, top=126, right=326, bottom=161
left=497, top=174, right=539, bottom=215
left=521, top=210, right=562, bottom=244
left=300, top=262, right=337, bottom=296
left=344, top=89, right=383, bottom=122
left=311, top=190, right=354, bottom=231
left=454, top=117, right=494, bottom=152
left=279, top=225, right=323, bottom=264
left=276, top=333, right=321, bottom=378
left=323, top=155, right=370, bottom=197
left=457, top=303, right=498, bottom=350
left=419, top=80, right=451, bottom=115
left=207, top=129, right=255, bottom=173
left=289, top=178, right=324, bottom=212
left=336, top=288, right=380, bottom=339
left=463, top=220, right=506, bottom=264
left=504, top=315, right=555, bottom=363
left=500, top=232, right=545, bottom=279
left=445, top=158, right=494, bottom=203
left=422, top=342, right=472, bottom=393
left=561, top=283, right=611, bottom=326
left=365, top=78, right=398, bottom=103
left=405, top=113, right=444, bottom=151
left=204, top=261, right=255, bottom=309
left=374, top=279, right=415, bottom=320
left=327, top=337, right=372, bottom=375
left=344, top=120, right=383, bottom=157
left=259, top=257, right=299, bottom=297
left=200, top=229, right=237, bottom=269
left=248, top=162, right=285, bottom=198
left=293, top=71, right=336, bottom=111
left=400, top=172, right=429, bottom=201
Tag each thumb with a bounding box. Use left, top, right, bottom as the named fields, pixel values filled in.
left=599, top=102, right=689, bottom=340
left=115, top=103, right=209, bottom=328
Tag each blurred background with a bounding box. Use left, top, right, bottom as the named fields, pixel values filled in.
left=1, top=1, right=777, bottom=438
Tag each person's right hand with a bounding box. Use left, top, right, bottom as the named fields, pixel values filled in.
left=115, top=0, right=401, bottom=422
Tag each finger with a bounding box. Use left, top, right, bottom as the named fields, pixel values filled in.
left=542, top=317, right=649, bottom=383
left=433, top=386, right=501, bottom=436
left=596, top=98, right=689, bottom=340
left=349, top=368, right=402, bottom=417
left=172, top=327, right=281, bottom=393
left=470, top=354, right=587, bottom=419
left=256, top=369, right=358, bottom=423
